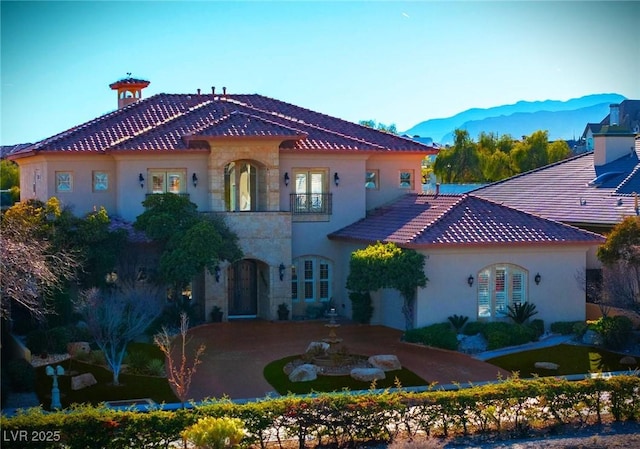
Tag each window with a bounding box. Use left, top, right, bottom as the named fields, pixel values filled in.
left=93, top=171, right=109, bottom=192
left=56, top=172, right=73, bottom=193
left=225, top=161, right=266, bottom=211
left=365, top=170, right=379, bottom=189
left=149, top=170, right=186, bottom=194
left=291, top=256, right=332, bottom=303
left=477, top=264, right=528, bottom=319
left=291, top=169, right=331, bottom=214
left=399, top=170, right=414, bottom=189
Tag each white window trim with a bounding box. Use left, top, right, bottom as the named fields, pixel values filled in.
left=93, top=171, right=109, bottom=192
left=477, top=264, right=528, bottom=320
left=55, top=171, right=73, bottom=193
left=292, top=256, right=332, bottom=304
left=149, top=169, right=187, bottom=194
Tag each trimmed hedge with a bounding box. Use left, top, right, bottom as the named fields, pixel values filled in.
left=2, top=375, right=639, bottom=448
left=404, top=323, right=458, bottom=350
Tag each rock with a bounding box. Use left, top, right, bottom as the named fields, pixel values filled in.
left=458, top=333, right=488, bottom=354
left=620, top=356, right=638, bottom=366
left=350, top=367, right=385, bottom=382
left=368, top=355, right=401, bottom=371
left=288, top=364, right=317, bottom=382
left=581, top=330, right=603, bottom=346
left=534, top=362, right=560, bottom=370
left=67, top=342, right=91, bottom=357
left=305, top=341, right=329, bottom=354
left=71, top=373, right=97, bottom=390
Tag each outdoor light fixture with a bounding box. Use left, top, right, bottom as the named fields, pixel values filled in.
left=279, top=263, right=286, bottom=281
left=46, top=365, right=64, bottom=409
left=138, top=173, right=145, bottom=188
left=334, top=172, right=340, bottom=186
left=192, top=173, right=198, bottom=187
left=535, top=273, right=541, bottom=285
left=467, top=275, right=474, bottom=287
left=214, top=265, right=221, bottom=283
left=284, top=172, right=290, bottom=186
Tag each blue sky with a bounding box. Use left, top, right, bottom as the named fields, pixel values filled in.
left=1, top=1, right=638, bottom=145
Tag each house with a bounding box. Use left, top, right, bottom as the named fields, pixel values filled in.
left=329, top=194, right=604, bottom=330
left=8, top=78, right=437, bottom=323
left=474, top=102, right=640, bottom=235
left=8, top=78, right=606, bottom=330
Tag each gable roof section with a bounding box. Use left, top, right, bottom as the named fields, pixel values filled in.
left=328, top=194, right=604, bottom=248
left=473, top=148, right=640, bottom=227
left=10, top=93, right=435, bottom=156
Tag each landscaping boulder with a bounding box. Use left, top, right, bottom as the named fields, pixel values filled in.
left=620, top=356, right=638, bottom=366
left=581, top=330, right=603, bottom=346
left=67, top=342, right=91, bottom=357
left=458, top=333, right=488, bottom=354
left=350, top=367, right=385, bottom=382
left=368, top=355, right=401, bottom=372
left=305, top=341, right=329, bottom=354
left=534, top=362, right=560, bottom=370
left=288, top=364, right=318, bottom=383
left=71, top=373, right=97, bottom=390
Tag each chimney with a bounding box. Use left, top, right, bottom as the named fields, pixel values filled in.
left=435, top=183, right=440, bottom=196
left=109, top=76, right=150, bottom=110
left=609, top=104, right=620, bottom=126
left=197, top=88, right=201, bottom=95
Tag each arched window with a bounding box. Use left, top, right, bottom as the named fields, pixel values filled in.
left=477, top=264, right=527, bottom=320
left=224, top=160, right=266, bottom=211
left=291, top=256, right=332, bottom=304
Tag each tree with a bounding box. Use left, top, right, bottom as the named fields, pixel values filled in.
left=346, top=242, right=427, bottom=330
left=0, top=160, right=20, bottom=204
left=134, top=194, right=242, bottom=310
left=433, top=129, right=482, bottom=183
left=154, top=312, right=205, bottom=408
left=510, top=130, right=549, bottom=173
left=547, top=140, right=571, bottom=164
left=597, top=216, right=640, bottom=309
left=76, top=286, right=163, bottom=385
left=359, top=119, right=398, bottom=134
left=0, top=199, right=80, bottom=321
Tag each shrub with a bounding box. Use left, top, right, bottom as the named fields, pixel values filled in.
left=528, top=319, right=544, bottom=339
left=125, top=350, right=151, bottom=375
left=47, top=326, right=71, bottom=354
left=447, top=314, right=469, bottom=333
left=487, top=331, right=511, bottom=350
left=590, top=316, right=633, bottom=350
left=182, top=416, right=245, bottom=449
left=350, top=291, right=374, bottom=324
left=462, top=321, right=486, bottom=336
left=404, top=323, right=458, bottom=350
left=26, top=329, right=48, bottom=354
left=550, top=321, right=585, bottom=335
left=506, top=302, right=538, bottom=324
left=6, top=359, right=35, bottom=392
left=483, top=322, right=537, bottom=350
left=146, top=359, right=166, bottom=377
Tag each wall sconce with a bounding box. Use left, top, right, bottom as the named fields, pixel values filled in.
left=214, top=265, right=221, bottom=283
left=334, top=172, right=340, bottom=186
left=534, top=273, right=541, bottom=285
left=284, top=172, right=290, bottom=186
left=138, top=173, right=145, bottom=188
left=279, top=263, right=285, bottom=281
left=192, top=173, right=198, bottom=187
left=467, top=274, right=474, bottom=287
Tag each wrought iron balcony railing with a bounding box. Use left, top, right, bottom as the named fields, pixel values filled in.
left=290, top=193, right=332, bottom=215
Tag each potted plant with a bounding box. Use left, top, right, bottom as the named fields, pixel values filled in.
left=210, top=306, right=223, bottom=322
left=277, top=303, right=290, bottom=320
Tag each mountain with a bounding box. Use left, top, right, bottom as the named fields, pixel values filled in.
left=403, top=93, right=626, bottom=144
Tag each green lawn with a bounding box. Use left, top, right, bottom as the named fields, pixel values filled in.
left=35, top=344, right=177, bottom=410
left=487, top=344, right=638, bottom=378
left=264, top=355, right=428, bottom=395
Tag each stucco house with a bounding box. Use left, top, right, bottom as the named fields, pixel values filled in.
left=8, top=78, right=606, bottom=329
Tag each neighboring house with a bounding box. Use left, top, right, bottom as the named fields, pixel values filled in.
left=7, top=78, right=611, bottom=330
left=329, top=194, right=604, bottom=330
left=8, top=78, right=436, bottom=323
left=474, top=102, right=640, bottom=236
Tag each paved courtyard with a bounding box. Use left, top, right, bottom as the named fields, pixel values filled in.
left=184, top=320, right=511, bottom=401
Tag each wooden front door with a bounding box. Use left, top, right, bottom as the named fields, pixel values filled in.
left=228, top=260, right=258, bottom=316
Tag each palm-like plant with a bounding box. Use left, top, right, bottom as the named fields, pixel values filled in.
left=447, top=314, right=469, bottom=333
left=507, top=302, right=538, bottom=324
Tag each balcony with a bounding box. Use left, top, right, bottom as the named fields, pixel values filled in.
left=290, top=193, right=333, bottom=215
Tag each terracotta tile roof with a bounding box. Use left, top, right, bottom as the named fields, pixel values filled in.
left=473, top=147, right=640, bottom=228
left=10, top=93, right=435, bottom=156
left=328, top=194, right=604, bottom=247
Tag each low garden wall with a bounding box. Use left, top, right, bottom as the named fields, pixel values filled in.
left=1, top=375, right=639, bottom=448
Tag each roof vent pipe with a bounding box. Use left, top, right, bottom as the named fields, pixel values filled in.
left=435, top=183, right=440, bottom=196
left=211, top=86, right=215, bottom=95
left=197, top=88, right=201, bottom=95
left=223, top=87, right=227, bottom=96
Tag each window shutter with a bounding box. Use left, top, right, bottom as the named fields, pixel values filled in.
left=478, top=270, right=491, bottom=318
left=495, top=268, right=507, bottom=316
left=511, top=271, right=525, bottom=306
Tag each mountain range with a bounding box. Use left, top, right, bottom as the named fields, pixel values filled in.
left=403, top=93, right=627, bottom=145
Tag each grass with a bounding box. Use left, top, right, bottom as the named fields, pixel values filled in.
left=487, top=344, right=639, bottom=378
left=263, top=355, right=428, bottom=395
left=35, top=343, right=178, bottom=410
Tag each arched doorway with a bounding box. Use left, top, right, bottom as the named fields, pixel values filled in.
left=227, top=259, right=268, bottom=318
